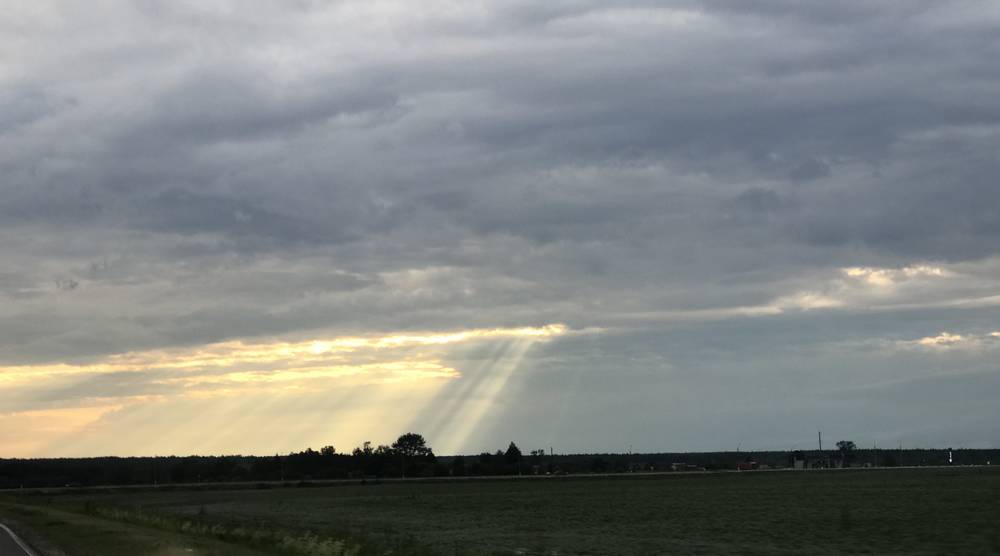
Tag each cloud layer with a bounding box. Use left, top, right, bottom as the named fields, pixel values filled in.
left=1, top=0, right=999, bottom=455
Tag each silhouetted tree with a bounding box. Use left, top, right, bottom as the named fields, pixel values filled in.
left=352, top=441, right=374, bottom=458
left=390, top=433, right=434, bottom=478
left=505, top=442, right=522, bottom=464
left=392, top=433, right=433, bottom=458
left=836, top=440, right=857, bottom=465
left=505, top=442, right=523, bottom=474
left=836, top=440, right=856, bottom=452
left=352, top=441, right=380, bottom=476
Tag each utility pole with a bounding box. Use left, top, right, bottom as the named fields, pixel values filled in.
left=818, top=430, right=823, bottom=452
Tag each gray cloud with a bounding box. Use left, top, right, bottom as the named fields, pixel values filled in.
left=2, top=0, right=999, bottom=454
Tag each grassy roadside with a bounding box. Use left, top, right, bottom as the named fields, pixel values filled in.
left=0, top=499, right=273, bottom=556
left=0, top=494, right=438, bottom=556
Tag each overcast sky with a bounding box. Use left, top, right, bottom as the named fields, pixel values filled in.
left=2, top=0, right=999, bottom=457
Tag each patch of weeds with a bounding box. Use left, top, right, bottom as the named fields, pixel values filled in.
left=89, top=504, right=364, bottom=556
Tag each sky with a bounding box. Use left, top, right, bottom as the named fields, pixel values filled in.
left=2, top=0, right=999, bottom=457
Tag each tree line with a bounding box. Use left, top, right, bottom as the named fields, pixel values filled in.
left=0, top=433, right=528, bottom=488
left=1, top=434, right=996, bottom=489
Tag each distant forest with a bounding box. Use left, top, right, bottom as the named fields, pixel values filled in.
left=2, top=432, right=997, bottom=489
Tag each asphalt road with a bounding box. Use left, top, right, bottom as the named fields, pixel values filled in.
left=0, top=523, right=36, bottom=556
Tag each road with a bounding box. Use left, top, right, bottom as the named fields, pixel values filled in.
left=0, top=523, right=37, bottom=556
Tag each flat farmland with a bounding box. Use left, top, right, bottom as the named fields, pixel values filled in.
left=4, top=468, right=1000, bottom=555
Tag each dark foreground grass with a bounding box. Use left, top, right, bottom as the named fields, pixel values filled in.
left=0, top=500, right=273, bottom=556
left=4, top=467, right=1000, bottom=555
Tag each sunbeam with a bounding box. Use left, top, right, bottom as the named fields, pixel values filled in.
left=3, top=325, right=567, bottom=456
left=417, top=340, right=520, bottom=444
left=435, top=337, right=538, bottom=455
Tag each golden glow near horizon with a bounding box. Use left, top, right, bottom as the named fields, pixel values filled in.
left=0, top=324, right=568, bottom=385
left=0, top=324, right=568, bottom=457
left=0, top=405, right=125, bottom=457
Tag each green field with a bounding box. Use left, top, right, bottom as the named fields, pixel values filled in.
left=3, top=468, right=999, bottom=555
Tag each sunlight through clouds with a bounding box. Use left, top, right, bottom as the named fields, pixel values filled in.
left=428, top=337, right=538, bottom=455
left=0, top=325, right=567, bottom=386
left=0, top=324, right=568, bottom=456
left=5, top=0, right=1000, bottom=458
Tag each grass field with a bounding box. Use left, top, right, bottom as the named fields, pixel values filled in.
left=2, top=468, right=999, bottom=555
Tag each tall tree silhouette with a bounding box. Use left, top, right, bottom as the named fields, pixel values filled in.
left=392, top=433, right=433, bottom=457
left=392, top=432, right=433, bottom=478
left=505, top=442, right=522, bottom=464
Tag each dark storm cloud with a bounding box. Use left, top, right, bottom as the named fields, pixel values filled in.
left=2, top=0, right=1000, bottom=454
left=117, top=68, right=400, bottom=153
left=7, top=1, right=1000, bottom=258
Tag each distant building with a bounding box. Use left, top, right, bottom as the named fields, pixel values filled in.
left=736, top=459, right=759, bottom=471
left=792, top=451, right=806, bottom=469
left=670, top=463, right=703, bottom=472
